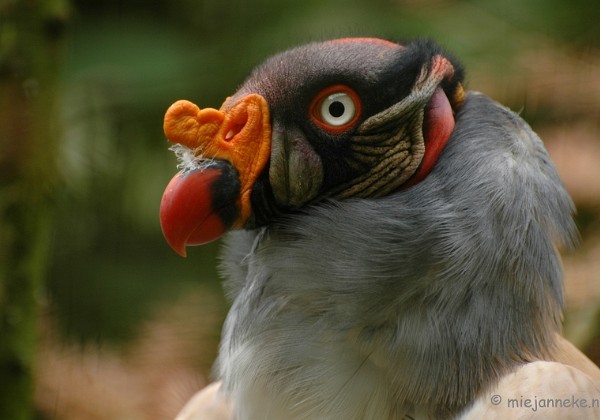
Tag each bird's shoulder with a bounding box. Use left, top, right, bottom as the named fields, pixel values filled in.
left=460, top=361, right=600, bottom=419
left=175, top=382, right=232, bottom=420
left=459, top=335, right=600, bottom=419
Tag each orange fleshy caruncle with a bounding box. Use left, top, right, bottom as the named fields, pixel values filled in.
left=160, top=94, right=271, bottom=255
left=163, top=94, right=271, bottom=225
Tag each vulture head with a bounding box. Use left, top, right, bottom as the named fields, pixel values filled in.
left=159, top=38, right=582, bottom=418
left=160, top=38, right=464, bottom=254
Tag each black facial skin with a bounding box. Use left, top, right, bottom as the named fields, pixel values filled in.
left=234, top=39, right=464, bottom=228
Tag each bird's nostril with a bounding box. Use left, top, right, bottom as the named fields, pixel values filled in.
left=224, top=121, right=247, bottom=142
left=225, top=129, right=236, bottom=141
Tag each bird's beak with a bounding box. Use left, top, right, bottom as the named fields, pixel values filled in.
left=159, top=94, right=271, bottom=256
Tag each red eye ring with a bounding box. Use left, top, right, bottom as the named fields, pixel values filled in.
left=309, top=85, right=362, bottom=134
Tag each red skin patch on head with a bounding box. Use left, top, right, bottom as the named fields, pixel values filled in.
left=326, top=37, right=403, bottom=49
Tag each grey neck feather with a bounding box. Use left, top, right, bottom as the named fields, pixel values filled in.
left=216, top=92, right=576, bottom=418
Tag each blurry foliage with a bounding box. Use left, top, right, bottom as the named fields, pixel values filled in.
left=47, top=0, right=600, bottom=356
left=0, top=0, right=71, bottom=417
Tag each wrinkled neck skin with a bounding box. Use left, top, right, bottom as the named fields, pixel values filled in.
left=215, top=93, right=576, bottom=419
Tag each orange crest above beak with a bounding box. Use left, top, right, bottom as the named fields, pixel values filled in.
left=163, top=94, right=272, bottom=227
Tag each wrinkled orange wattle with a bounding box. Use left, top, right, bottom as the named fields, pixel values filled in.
left=160, top=94, right=271, bottom=256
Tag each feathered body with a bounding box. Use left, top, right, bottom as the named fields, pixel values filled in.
left=159, top=38, right=600, bottom=419
left=216, top=93, right=574, bottom=419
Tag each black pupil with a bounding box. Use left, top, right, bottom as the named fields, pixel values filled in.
left=329, top=101, right=345, bottom=118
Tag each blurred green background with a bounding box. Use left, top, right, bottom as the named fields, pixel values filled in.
left=2, top=0, right=600, bottom=418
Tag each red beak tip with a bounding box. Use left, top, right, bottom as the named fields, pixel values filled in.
left=161, top=230, right=188, bottom=257
left=173, top=244, right=188, bottom=258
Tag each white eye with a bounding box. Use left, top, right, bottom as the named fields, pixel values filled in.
left=319, top=92, right=357, bottom=126
left=310, top=85, right=362, bottom=133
